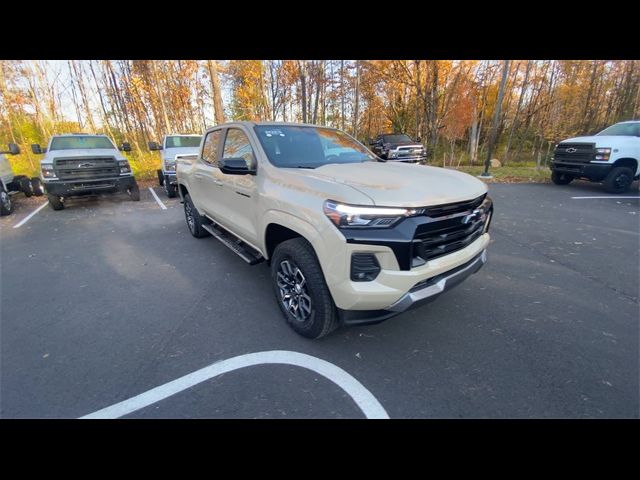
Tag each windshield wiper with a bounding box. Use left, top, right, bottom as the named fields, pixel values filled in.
left=295, top=165, right=316, bottom=169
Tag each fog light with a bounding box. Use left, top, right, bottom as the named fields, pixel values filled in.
left=351, top=253, right=381, bottom=282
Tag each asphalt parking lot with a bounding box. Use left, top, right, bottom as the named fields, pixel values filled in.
left=1, top=180, right=638, bottom=418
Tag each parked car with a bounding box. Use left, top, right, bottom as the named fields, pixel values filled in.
left=149, top=134, right=202, bottom=198
left=176, top=122, right=492, bottom=339
left=1, top=143, right=44, bottom=216
left=32, top=133, right=139, bottom=210
left=369, top=133, right=427, bottom=163
left=550, top=120, right=640, bottom=193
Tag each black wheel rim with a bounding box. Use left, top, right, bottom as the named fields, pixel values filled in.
left=185, top=200, right=195, bottom=232
left=614, top=173, right=631, bottom=190
left=277, top=260, right=312, bottom=322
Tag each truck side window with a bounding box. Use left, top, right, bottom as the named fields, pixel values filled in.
left=202, top=130, right=222, bottom=166
left=222, top=129, right=255, bottom=168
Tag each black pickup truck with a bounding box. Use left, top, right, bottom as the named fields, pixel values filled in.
left=369, top=133, right=427, bottom=163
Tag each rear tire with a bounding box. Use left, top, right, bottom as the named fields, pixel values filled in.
left=183, top=193, right=211, bottom=238
left=603, top=166, right=633, bottom=194
left=0, top=189, right=13, bottom=216
left=47, top=193, right=64, bottom=210
left=17, top=177, right=33, bottom=197
left=30, top=177, right=44, bottom=196
left=128, top=182, right=140, bottom=201
left=551, top=171, right=573, bottom=185
left=271, top=238, right=339, bottom=339
left=157, top=169, right=164, bottom=186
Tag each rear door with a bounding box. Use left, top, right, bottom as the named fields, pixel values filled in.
left=190, top=128, right=224, bottom=219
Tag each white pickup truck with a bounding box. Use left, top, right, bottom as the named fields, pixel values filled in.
left=148, top=134, right=202, bottom=198
left=550, top=120, right=640, bottom=193
left=177, top=122, right=492, bottom=338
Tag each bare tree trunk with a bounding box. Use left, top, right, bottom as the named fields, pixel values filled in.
left=299, top=61, right=307, bottom=123
left=469, top=102, right=478, bottom=165
left=206, top=60, right=226, bottom=125
left=353, top=61, right=360, bottom=138
left=340, top=60, right=345, bottom=131
left=504, top=60, right=532, bottom=165
left=151, top=60, right=172, bottom=132
left=482, top=60, right=510, bottom=176
left=71, top=61, right=96, bottom=132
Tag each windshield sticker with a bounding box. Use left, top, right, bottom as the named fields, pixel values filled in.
left=264, top=130, right=285, bottom=137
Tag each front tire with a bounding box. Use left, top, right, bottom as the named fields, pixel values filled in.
left=157, top=169, right=164, bottom=186
left=47, top=193, right=64, bottom=210
left=183, top=193, right=211, bottom=238
left=603, top=166, right=633, bottom=194
left=0, top=189, right=13, bottom=216
left=551, top=171, right=573, bottom=185
left=30, top=177, right=44, bottom=196
left=271, top=238, right=339, bottom=339
left=164, top=180, right=177, bottom=198
left=128, top=182, right=141, bottom=201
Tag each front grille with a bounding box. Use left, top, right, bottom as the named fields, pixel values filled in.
left=553, top=142, right=595, bottom=163
left=397, top=147, right=424, bottom=157
left=54, top=157, right=119, bottom=181
left=412, top=195, right=489, bottom=263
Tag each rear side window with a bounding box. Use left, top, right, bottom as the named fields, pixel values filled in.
left=202, top=130, right=222, bottom=166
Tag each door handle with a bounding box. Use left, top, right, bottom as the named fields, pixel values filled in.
left=213, top=179, right=223, bottom=186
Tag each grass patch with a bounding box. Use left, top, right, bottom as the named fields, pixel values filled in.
left=442, top=164, right=551, bottom=183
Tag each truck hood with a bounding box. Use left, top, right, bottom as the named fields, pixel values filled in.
left=42, top=148, right=124, bottom=165
left=163, top=146, right=200, bottom=160
left=561, top=135, right=638, bottom=148
left=295, top=161, right=487, bottom=207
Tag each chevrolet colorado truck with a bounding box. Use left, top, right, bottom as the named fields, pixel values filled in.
left=550, top=120, right=640, bottom=193
left=369, top=133, right=427, bottom=163
left=149, top=134, right=202, bottom=198
left=177, top=122, right=492, bottom=338
left=1, top=143, right=44, bottom=216
left=32, top=134, right=139, bottom=210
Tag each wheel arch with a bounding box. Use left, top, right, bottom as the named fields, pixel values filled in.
left=263, top=212, right=325, bottom=262
left=613, top=157, right=638, bottom=177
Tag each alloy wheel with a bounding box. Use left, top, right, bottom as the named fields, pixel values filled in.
left=277, top=260, right=312, bottom=322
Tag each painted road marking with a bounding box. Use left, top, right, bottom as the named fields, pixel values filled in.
left=13, top=201, right=49, bottom=229
left=571, top=196, right=640, bottom=200
left=148, top=187, right=167, bottom=210
left=80, top=350, right=389, bottom=419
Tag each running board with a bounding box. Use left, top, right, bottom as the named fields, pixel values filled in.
left=202, top=224, right=264, bottom=265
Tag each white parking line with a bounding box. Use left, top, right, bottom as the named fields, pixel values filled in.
left=571, top=196, right=640, bottom=200
left=80, top=350, right=389, bottom=419
left=148, top=187, right=167, bottom=210
left=13, top=201, right=49, bottom=229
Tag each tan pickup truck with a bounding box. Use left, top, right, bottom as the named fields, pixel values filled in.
left=176, top=122, right=493, bottom=338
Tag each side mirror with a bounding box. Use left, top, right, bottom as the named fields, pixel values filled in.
left=220, top=157, right=255, bottom=175
left=31, top=144, right=43, bottom=154
left=8, top=143, right=20, bottom=155
left=148, top=141, right=162, bottom=151
left=119, top=142, right=132, bottom=152
left=416, top=137, right=422, bottom=143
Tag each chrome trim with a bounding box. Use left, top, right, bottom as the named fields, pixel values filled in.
left=386, top=249, right=487, bottom=313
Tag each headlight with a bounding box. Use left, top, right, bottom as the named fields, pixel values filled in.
left=118, top=159, right=131, bottom=173
left=164, top=160, right=176, bottom=172
left=323, top=200, right=422, bottom=228
left=389, top=151, right=398, bottom=158
left=595, top=147, right=611, bottom=161
left=41, top=164, right=56, bottom=179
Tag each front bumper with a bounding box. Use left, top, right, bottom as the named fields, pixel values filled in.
left=550, top=161, right=612, bottom=181
left=385, top=155, right=427, bottom=163
left=43, top=175, right=137, bottom=197
left=162, top=172, right=177, bottom=185
left=339, top=249, right=487, bottom=325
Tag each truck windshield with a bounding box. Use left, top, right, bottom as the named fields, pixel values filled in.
left=49, top=136, right=115, bottom=150
left=382, top=134, right=413, bottom=143
left=596, top=123, right=640, bottom=136
left=254, top=126, right=376, bottom=168
left=165, top=136, right=202, bottom=148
